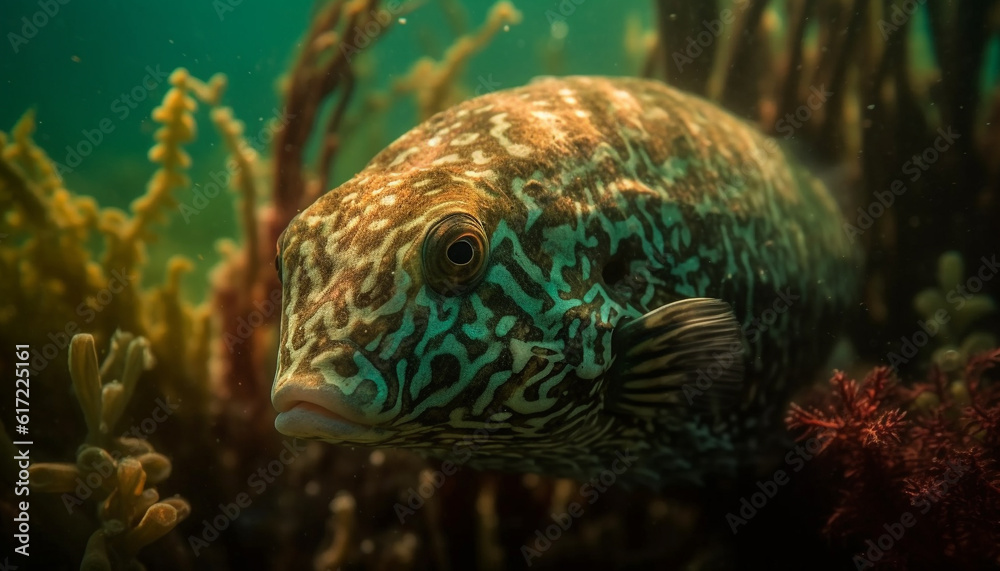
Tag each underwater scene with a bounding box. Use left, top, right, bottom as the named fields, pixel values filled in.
left=1, top=0, right=999, bottom=569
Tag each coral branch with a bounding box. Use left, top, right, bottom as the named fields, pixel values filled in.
left=28, top=333, right=188, bottom=569
left=396, top=1, right=523, bottom=121
left=786, top=352, right=1000, bottom=567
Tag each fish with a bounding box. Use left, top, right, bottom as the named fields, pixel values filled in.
left=270, top=76, right=859, bottom=488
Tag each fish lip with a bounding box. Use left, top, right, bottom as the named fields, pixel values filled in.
left=272, top=384, right=391, bottom=443
left=272, top=384, right=350, bottom=417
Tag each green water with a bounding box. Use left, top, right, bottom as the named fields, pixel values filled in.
left=2, top=0, right=652, bottom=299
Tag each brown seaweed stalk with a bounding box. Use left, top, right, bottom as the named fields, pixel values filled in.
left=713, top=0, right=769, bottom=115
left=395, top=1, right=522, bottom=121
left=776, top=0, right=817, bottom=125
left=655, top=0, right=720, bottom=94
left=272, top=0, right=394, bottom=224
left=652, top=0, right=999, bottom=362
left=815, top=0, right=869, bottom=156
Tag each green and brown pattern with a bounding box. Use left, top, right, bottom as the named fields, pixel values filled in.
left=271, top=76, right=859, bottom=487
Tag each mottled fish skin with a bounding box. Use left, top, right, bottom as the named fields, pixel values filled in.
left=272, top=76, right=858, bottom=487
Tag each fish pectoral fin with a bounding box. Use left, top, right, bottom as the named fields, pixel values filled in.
left=605, top=297, right=746, bottom=419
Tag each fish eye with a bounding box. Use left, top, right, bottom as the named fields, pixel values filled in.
left=446, top=239, right=475, bottom=265
left=423, top=213, right=489, bottom=296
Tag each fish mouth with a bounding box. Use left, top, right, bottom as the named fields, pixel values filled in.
left=272, top=384, right=391, bottom=443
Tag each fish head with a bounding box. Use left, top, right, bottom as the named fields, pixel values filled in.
left=270, top=161, right=620, bottom=452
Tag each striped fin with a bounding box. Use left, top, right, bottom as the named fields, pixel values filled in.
left=605, top=298, right=746, bottom=419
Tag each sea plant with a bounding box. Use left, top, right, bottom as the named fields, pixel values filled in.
left=29, top=332, right=191, bottom=570
left=786, top=349, right=1000, bottom=568
left=913, top=250, right=998, bottom=370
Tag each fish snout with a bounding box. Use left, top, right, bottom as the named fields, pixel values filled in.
left=271, top=345, right=393, bottom=443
